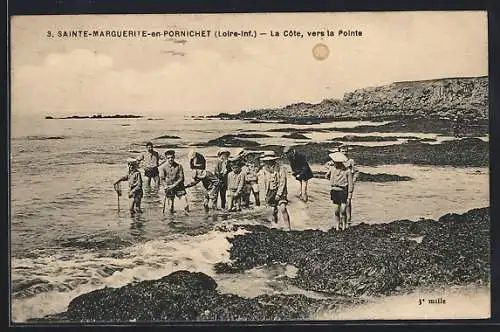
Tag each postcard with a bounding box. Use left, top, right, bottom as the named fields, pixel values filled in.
left=10, top=11, right=489, bottom=323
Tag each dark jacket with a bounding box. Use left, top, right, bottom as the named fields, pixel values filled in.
left=189, top=152, right=206, bottom=170
left=288, top=152, right=313, bottom=181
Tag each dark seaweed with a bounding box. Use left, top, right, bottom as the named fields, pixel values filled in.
left=215, top=208, right=490, bottom=297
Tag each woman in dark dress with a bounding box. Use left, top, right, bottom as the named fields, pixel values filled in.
left=283, top=146, right=313, bottom=202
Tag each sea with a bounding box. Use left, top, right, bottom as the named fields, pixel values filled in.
left=10, top=115, right=490, bottom=322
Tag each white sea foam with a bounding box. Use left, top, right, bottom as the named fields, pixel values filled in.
left=11, top=227, right=249, bottom=322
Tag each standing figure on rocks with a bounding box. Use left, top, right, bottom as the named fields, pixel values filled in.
left=325, top=152, right=354, bottom=231
left=331, top=146, right=358, bottom=226
left=114, top=158, right=143, bottom=217
left=214, top=148, right=231, bottom=209
left=137, top=142, right=160, bottom=196
left=261, top=154, right=291, bottom=229
left=226, top=157, right=246, bottom=211
left=158, top=150, right=189, bottom=214
left=454, top=111, right=464, bottom=138
left=283, top=146, right=313, bottom=202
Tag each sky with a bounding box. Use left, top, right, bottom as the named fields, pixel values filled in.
left=10, top=11, right=488, bottom=117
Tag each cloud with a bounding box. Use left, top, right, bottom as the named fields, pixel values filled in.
left=44, top=49, right=114, bottom=70
left=11, top=11, right=488, bottom=118
left=12, top=46, right=336, bottom=116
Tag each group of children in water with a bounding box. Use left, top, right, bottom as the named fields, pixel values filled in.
left=114, top=142, right=356, bottom=231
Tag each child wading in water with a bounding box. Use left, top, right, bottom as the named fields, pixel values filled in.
left=226, top=157, right=246, bottom=211
left=114, top=158, right=144, bottom=217
left=214, top=148, right=231, bottom=209
left=261, top=154, right=291, bottom=229
left=184, top=166, right=220, bottom=212
left=158, top=150, right=189, bottom=214
left=329, top=146, right=358, bottom=226
left=283, top=146, right=313, bottom=202
left=241, top=152, right=262, bottom=208
left=325, top=152, right=353, bottom=231
left=339, top=146, right=357, bottom=226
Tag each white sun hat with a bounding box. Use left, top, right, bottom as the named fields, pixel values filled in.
left=261, top=156, right=280, bottom=162
left=260, top=151, right=276, bottom=157
left=329, top=152, right=348, bottom=162
left=217, top=147, right=231, bottom=156
left=232, top=147, right=245, bottom=156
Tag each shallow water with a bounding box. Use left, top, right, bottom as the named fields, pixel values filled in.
left=10, top=116, right=489, bottom=321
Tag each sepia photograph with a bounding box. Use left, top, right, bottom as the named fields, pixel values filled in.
left=10, top=11, right=490, bottom=323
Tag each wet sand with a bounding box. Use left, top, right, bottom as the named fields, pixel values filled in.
left=315, top=285, right=490, bottom=320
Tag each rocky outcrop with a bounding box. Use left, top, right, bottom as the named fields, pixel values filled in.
left=246, top=137, right=489, bottom=167
left=199, top=135, right=261, bottom=148
left=313, top=171, right=413, bottom=182
left=282, top=133, right=311, bottom=140
left=31, top=208, right=489, bottom=322
left=282, top=137, right=489, bottom=167
left=214, top=76, right=488, bottom=122
left=344, top=76, right=488, bottom=120
left=46, top=114, right=144, bottom=119
left=330, top=118, right=488, bottom=136
left=215, top=207, right=490, bottom=297
left=155, top=135, right=181, bottom=139
left=31, top=270, right=352, bottom=322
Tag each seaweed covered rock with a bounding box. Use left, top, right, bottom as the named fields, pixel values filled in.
left=356, top=172, right=413, bottom=182
left=330, top=135, right=400, bottom=142
left=292, top=137, right=488, bottom=167
left=282, top=133, right=311, bottom=140
left=313, top=171, right=413, bottom=182
left=216, top=208, right=490, bottom=297
left=333, top=118, right=488, bottom=137
left=201, top=135, right=261, bottom=147
left=231, top=133, right=271, bottom=138
left=155, top=134, right=181, bottom=139
left=65, top=271, right=218, bottom=321
left=42, top=270, right=351, bottom=322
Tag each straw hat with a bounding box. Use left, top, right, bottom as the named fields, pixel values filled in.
left=261, top=156, right=280, bottom=162
left=260, top=151, right=276, bottom=157
left=283, top=146, right=294, bottom=154
left=244, top=151, right=264, bottom=156
left=232, top=147, right=245, bottom=156
left=328, top=152, right=348, bottom=162
left=127, top=157, right=139, bottom=165
left=328, top=146, right=350, bottom=153
left=217, top=147, right=231, bottom=156
left=229, top=156, right=242, bottom=164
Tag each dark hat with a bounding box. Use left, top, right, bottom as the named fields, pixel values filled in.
left=146, top=142, right=153, bottom=147
left=229, top=156, right=241, bottom=163
left=165, top=150, right=175, bottom=156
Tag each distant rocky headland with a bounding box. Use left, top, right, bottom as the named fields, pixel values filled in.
left=45, top=114, right=143, bottom=119
left=209, top=76, right=488, bottom=122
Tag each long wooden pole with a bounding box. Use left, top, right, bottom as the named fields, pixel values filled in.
left=162, top=192, right=168, bottom=214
